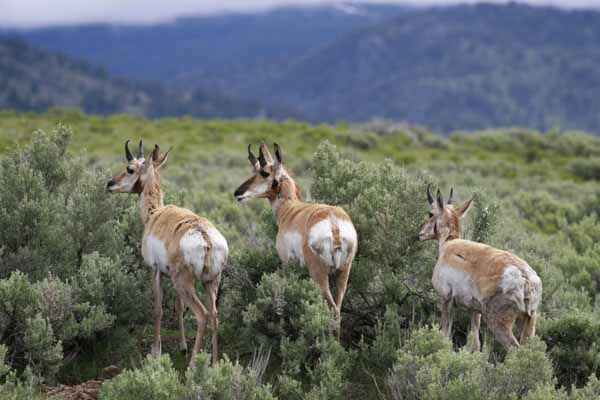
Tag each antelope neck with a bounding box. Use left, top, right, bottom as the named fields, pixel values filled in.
left=140, top=172, right=164, bottom=224
left=270, top=175, right=300, bottom=225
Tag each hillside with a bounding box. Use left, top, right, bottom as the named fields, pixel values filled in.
left=0, top=37, right=294, bottom=119
left=13, top=3, right=600, bottom=133
left=223, top=3, right=600, bottom=132
left=14, top=4, right=407, bottom=81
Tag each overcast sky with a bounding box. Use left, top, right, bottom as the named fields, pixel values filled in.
left=2, top=0, right=600, bottom=28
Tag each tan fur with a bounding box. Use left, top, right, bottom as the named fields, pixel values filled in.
left=438, top=239, right=530, bottom=299
left=235, top=144, right=357, bottom=338
left=108, top=142, right=227, bottom=367
left=419, top=189, right=542, bottom=350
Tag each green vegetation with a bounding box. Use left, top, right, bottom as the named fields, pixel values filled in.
left=1, top=110, right=600, bottom=398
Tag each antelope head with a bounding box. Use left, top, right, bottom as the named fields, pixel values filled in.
left=234, top=143, right=285, bottom=202
left=418, top=185, right=473, bottom=241
left=107, top=139, right=171, bottom=193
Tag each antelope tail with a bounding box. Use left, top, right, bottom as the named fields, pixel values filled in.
left=199, top=227, right=213, bottom=270
left=332, top=219, right=343, bottom=270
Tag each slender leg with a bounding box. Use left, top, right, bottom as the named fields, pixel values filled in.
left=151, top=269, right=163, bottom=356
left=172, top=268, right=209, bottom=369
left=520, top=313, right=537, bottom=343
left=175, top=294, right=187, bottom=353
left=305, top=253, right=337, bottom=311
left=468, top=312, right=482, bottom=352
left=440, top=298, right=453, bottom=339
left=204, top=274, right=221, bottom=365
left=334, top=265, right=351, bottom=339
left=515, top=315, right=526, bottom=343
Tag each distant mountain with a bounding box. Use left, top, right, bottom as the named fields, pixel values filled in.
left=217, top=3, right=600, bottom=133
left=13, top=4, right=408, bottom=82
left=6, top=3, right=600, bottom=133
left=0, top=37, right=293, bottom=119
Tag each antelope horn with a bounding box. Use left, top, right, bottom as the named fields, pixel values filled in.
left=248, top=144, right=258, bottom=166
left=436, top=189, right=444, bottom=210
left=258, top=142, right=268, bottom=168
left=274, top=142, right=282, bottom=164
left=427, top=183, right=434, bottom=205
left=448, top=187, right=454, bottom=205
left=137, top=140, right=144, bottom=159
left=125, top=139, right=133, bottom=162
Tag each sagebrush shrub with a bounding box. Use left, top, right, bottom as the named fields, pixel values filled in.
left=99, top=355, right=187, bottom=400
left=0, top=127, right=147, bottom=382
left=387, top=327, right=555, bottom=400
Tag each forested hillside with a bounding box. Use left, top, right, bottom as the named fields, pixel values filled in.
left=228, top=3, right=600, bottom=132
left=1, top=110, right=600, bottom=399
left=14, top=4, right=407, bottom=81
left=0, top=37, right=292, bottom=119
left=10, top=3, right=600, bottom=133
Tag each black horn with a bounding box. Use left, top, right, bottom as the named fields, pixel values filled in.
left=248, top=144, right=258, bottom=166
left=258, top=143, right=268, bottom=168
left=427, top=183, right=434, bottom=205
left=274, top=143, right=282, bottom=163
left=436, top=189, right=444, bottom=210
left=125, top=139, right=133, bottom=162
left=137, top=140, right=144, bottom=159
left=448, top=187, right=454, bottom=205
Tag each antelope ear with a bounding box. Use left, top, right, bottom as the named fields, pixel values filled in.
left=458, top=197, right=473, bottom=218
left=248, top=144, right=259, bottom=171
left=151, top=144, right=172, bottom=170
left=272, top=143, right=284, bottom=178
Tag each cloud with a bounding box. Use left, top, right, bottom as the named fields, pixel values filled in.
left=2, top=0, right=600, bottom=28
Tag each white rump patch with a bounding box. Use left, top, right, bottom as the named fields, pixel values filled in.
left=180, top=230, right=209, bottom=279
left=308, top=217, right=357, bottom=270
left=499, top=265, right=526, bottom=294
left=142, top=234, right=169, bottom=274
left=180, top=227, right=228, bottom=281
left=277, top=230, right=305, bottom=265
left=205, top=227, right=229, bottom=279
left=502, top=264, right=542, bottom=315
left=337, top=219, right=358, bottom=255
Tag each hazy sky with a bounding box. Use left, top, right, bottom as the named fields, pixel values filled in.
left=2, top=0, right=600, bottom=28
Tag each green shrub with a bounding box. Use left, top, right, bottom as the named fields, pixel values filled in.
left=185, top=353, right=277, bottom=400
left=569, top=158, right=600, bottom=181
left=387, top=328, right=555, bottom=400
left=0, top=271, right=114, bottom=381
left=0, top=345, right=45, bottom=400
left=99, top=355, right=186, bottom=400
left=539, top=314, right=600, bottom=389
left=571, top=375, right=600, bottom=400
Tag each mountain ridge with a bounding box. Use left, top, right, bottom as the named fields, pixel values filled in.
left=0, top=36, right=296, bottom=120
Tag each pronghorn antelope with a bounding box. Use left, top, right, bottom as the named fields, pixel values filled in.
left=107, top=140, right=228, bottom=367
left=234, top=143, right=357, bottom=336
left=418, top=186, right=542, bottom=350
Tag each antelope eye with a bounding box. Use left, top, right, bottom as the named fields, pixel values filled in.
left=127, top=167, right=134, bottom=174
left=260, top=171, right=270, bottom=178
left=428, top=212, right=434, bottom=218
